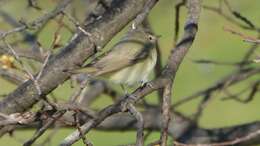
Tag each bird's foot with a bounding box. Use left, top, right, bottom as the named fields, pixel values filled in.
left=140, top=82, right=154, bottom=89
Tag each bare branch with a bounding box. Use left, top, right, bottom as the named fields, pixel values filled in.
left=173, top=68, right=260, bottom=107
left=127, top=103, right=144, bottom=146
left=0, top=0, right=72, bottom=39
left=23, top=110, right=66, bottom=146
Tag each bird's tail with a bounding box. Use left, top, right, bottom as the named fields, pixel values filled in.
left=63, top=67, right=98, bottom=76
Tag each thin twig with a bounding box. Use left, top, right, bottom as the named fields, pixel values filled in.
left=23, top=110, right=66, bottom=146
left=0, top=0, right=72, bottom=39
left=174, top=0, right=186, bottom=44
left=173, top=68, right=260, bottom=107
left=131, top=0, right=159, bottom=29
left=160, top=83, right=172, bottom=146
left=224, top=26, right=260, bottom=44
left=36, top=52, right=51, bottom=81
left=127, top=103, right=144, bottom=146
left=3, top=40, right=42, bottom=95
left=74, top=113, right=93, bottom=146
left=174, top=128, right=260, bottom=146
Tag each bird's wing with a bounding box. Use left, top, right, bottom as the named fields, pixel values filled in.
left=83, top=40, right=154, bottom=76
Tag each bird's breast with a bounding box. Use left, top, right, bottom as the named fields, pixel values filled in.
left=109, top=47, right=157, bottom=86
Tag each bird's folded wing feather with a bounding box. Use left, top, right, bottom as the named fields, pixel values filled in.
left=74, top=40, right=153, bottom=76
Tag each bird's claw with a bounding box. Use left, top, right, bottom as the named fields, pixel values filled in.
left=146, top=82, right=154, bottom=89
left=141, top=82, right=154, bottom=89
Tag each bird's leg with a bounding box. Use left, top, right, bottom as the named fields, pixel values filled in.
left=140, top=80, right=146, bottom=87
left=140, top=80, right=154, bottom=89
left=120, top=84, right=138, bottom=103
left=120, top=84, right=129, bottom=95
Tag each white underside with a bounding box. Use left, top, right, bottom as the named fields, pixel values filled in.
left=109, top=48, right=157, bottom=86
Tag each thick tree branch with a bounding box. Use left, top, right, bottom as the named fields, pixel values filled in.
left=9, top=108, right=260, bottom=146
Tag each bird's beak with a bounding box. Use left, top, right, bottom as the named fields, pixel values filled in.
left=155, top=35, right=162, bottom=39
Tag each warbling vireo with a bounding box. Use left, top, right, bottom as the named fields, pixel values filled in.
left=70, top=27, right=158, bottom=86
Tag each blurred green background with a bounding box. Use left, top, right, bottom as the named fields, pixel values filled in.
left=0, top=0, right=260, bottom=145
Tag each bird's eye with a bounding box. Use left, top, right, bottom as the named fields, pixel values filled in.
left=148, top=35, right=154, bottom=40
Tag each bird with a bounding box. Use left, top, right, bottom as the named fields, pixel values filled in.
left=69, top=27, right=158, bottom=88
